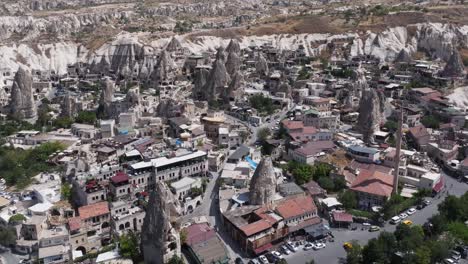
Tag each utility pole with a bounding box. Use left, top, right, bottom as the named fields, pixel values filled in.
left=393, top=107, right=403, bottom=194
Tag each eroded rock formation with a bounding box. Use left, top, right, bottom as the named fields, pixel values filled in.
left=141, top=182, right=172, bottom=264
left=441, top=50, right=466, bottom=78
left=9, top=68, right=36, bottom=119
left=357, top=88, right=382, bottom=143
left=249, top=157, right=277, bottom=205
left=255, top=53, right=269, bottom=76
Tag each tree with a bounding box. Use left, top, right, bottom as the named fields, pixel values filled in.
left=8, top=214, right=26, bottom=224
left=76, top=111, right=97, bottom=125
left=317, top=177, right=334, bottom=191
left=339, top=190, right=358, bottom=210
left=180, top=229, right=188, bottom=244
left=167, top=255, right=184, bottom=264
left=257, top=127, right=271, bottom=142
left=290, top=162, right=314, bottom=185
left=277, top=260, right=289, bottom=264
left=61, top=183, right=72, bottom=202
left=54, top=116, right=74, bottom=129
left=119, top=231, right=141, bottom=262
left=249, top=94, right=276, bottom=115
left=297, top=66, right=310, bottom=80
left=333, top=177, right=347, bottom=192
left=384, top=120, right=398, bottom=131
left=421, top=115, right=440, bottom=129
left=346, top=241, right=362, bottom=264
left=0, top=226, right=17, bottom=246
left=413, top=245, right=431, bottom=264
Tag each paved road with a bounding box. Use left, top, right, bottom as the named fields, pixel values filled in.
left=0, top=250, right=21, bottom=264
left=284, top=172, right=467, bottom=264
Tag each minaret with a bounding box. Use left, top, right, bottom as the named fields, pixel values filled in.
left=393, top=108, right=403, bottom=194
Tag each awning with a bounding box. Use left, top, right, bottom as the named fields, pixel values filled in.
left=254, top=243, right=273, bottom=255
left=304, top=224, right=330, bottom=239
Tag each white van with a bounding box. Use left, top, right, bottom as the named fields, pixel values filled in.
left=390, top=216, right=401, bottom=224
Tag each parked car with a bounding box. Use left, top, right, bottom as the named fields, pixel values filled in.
left=271, top=251, right=282, bottom=259
left=390, top=216, right=401, bottom=224
left=313, top=242, right=326, bottom=250
left=452, top=250, right=462, bottom=261
left=406, top=208, right=416, bottom=215
left=280, top=245, right=291, bottom=255
left=248, top=259, right=261, bottom=264
left=304, top=243, right=314, bottom=251
left=402, top=220, right=413, bottom=226
left=286, top=241, right=298, bottom=252
left=343, top=242, right=353, bottom=251
left=416, top=203, right=426, bottom=210
left=264, top=253, right=276, bottom=263
left=443, top=258, right=456, bottom=264
left=235, top=257, right=245, bottom=264
left=423, top=199, right=431, bottom=206
left=399, top=213, right=408, bottom=219
left=455, top=245, right=468, bottom=259
left=258, top=255, right=268, bottom=264
left=369, top=226, right=380, bottom=232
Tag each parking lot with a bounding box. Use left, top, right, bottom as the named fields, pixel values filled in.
left=246, top=172, right=468, bottom=264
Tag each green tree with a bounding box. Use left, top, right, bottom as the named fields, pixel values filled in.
left=339, top=190, right=358, bottom=210
left=384, top=120, right=398, bottom=131
left=277, top=259, right=289, bottom=264
left=180, top=229, right=188, bottom=244
left=249, top=94, right=276, bottom=115
left=421, top=115, right=440, bottom=129
left=413, top=245, right=431, bottom=264
left=346, top=241, right=362, bottom=264
left=76, top=111, right=97, bottom=125
left=290, top=162, right=314, bottom=185
left=317, top=177, right=334, bottom=191
left=119, top=231, right=141, bottom=262
left=0, top=226, right=17, bottom=246
left=61, top=183, right=72, bottom=202
left=167, top=255, right=184, bottom=264
left=297, top=66, right=310, bottom=80
left=257, top=127, right=271, bottom=142
left=332, top=177, right=347, bottom=192
left=8, top=214, right=26, bottom=224
left=362, top=232, right=397, bottom=264
left=53, top=116, right=74, bottom=128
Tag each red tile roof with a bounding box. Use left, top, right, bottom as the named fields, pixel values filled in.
left=276, top=195, right=317, bottom=220
left=332, top=211, right=353, bottom=223
left=185, top=223, right=216, bottom=246
left=351, top=169, right=394, bottom=198
left=68, top=217, right=81, bottom=231
left=282, top=120, right=304, bottom=130
left=111, top=172, right=129, bottom=184
left=240, top=220, right=272, bottom=237
left=78, top=201, right=109, bottom=220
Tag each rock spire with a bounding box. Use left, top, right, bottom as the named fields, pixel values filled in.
left=9, top=67, right=36, bottom=119
left=441, top=50, right=466, bottom=78
left=249, top=157, right=277, bottom=205
left=141, top=182, right=172, bottom=264
left=357, top=88, right=382, bottom=144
